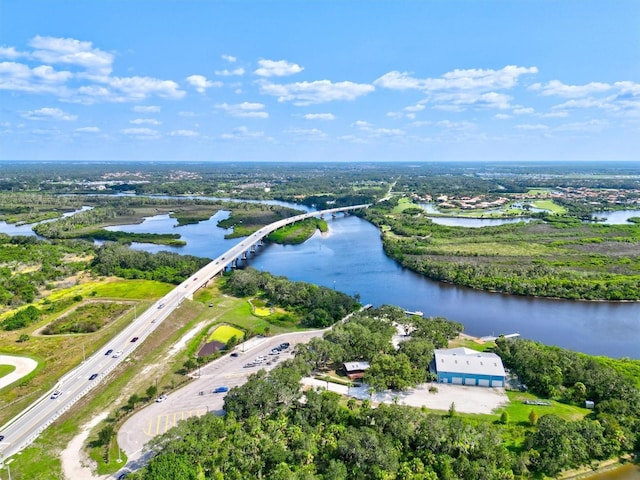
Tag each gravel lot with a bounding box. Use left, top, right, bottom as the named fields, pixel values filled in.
left=303, top=378, right=508, bottom=414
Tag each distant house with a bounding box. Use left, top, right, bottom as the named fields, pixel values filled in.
left=343, top=361, right=370, bottom=380
left=433, top=347, right=506, bottom=387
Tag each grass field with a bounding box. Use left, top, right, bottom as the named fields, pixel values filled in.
left=0, top=279, right=165, bottom=425
left=532, top=199, right=567, bottom=214
left=254, top=306, right=271, bottom=316
left=392, top=197, right=419, bottom=213
left=0, top=364, right=16, bottom=378
left=207, top=324, right=244, bottom=343
left=497, top=391, right=590, bottom=423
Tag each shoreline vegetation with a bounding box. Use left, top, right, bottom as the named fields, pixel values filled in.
left=267, top=217, right=328, bottom=244
left=360, top=197, right=640, bottom=301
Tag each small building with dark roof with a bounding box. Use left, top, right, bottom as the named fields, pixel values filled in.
left=433, top=347, right=506, bottom=387
left=198, top=341, right=225, bottom=358
left=343, top=361, right=370, bottom=380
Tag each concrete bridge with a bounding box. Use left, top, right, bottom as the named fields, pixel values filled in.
left=179, top=204, right=370, bottom=301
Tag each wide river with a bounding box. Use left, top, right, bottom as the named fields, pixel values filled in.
left=99, top=207, right=640, bottom=359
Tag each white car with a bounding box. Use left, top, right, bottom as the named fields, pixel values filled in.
left=156, top=394, right=167, bottom=403
left=50, top=390, right=62, bottom=399
left=112, top=350, right=123, bottom=358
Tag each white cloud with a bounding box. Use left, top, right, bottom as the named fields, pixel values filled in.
left=337, top=134, right=367, bottom=144
left=215, top=67, right=245, bottom=76
left=354, top=120, right=405, bottom=137
left=555, top=119, right=609, bottom=132
left=22, top=107, right=77, bottom=121
left=122, top=127, right=160, bottom=139
left=515, top=123, right=549, bottom=131
left=133, top=105, right=160, bottom=113
left=285, top=127, right=328, bottom=139
left=130, top=118, right=161, bottom=125
left=75, top=126, right=100, bottom=133
left=0, top=46, right=23, bottom=59
left=436, top=120, right=477, bottom=130
left=404, top=104, right=425, bottom=112
left=186, top=74, right=222, bottom=93
left=0, top=61, right=71, bottom=94
left=539, top=111, right=568, bottom=118
left=374, top=65, right=538, bottom=92
left=303, top=113, right=335, bottom=120
left=254, top=59, right=303, bottom=77
left=431, top=91, right=513, bottom=111
left=222, top=54, right=237, bottom=63
left=529, top=80, right=611, bottom=98
left=220, top=126, right=268, bottom=140
left=495, top=114, right=512, bottom=119
left=179, top=111, right=198, bottom=117
left=216, top=102, right=268, bottom=118
left=170, top=129, right=199, bottom=137
left=260, top=80, right=374, bottom=105
left=29, top=35, right=114, bottom=75
left=106, top=75, right=185, bottom=100
left=513, top=107, right=534, bottom=115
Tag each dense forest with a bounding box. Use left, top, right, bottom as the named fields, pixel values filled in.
left=129, top=309, right=640, bottom=479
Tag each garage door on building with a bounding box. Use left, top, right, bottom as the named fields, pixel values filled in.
left=452, top=377, right=463, bottom=385
left=464, top=377, right=476, bottom=386
left=491, top=379, right=504, bottom=387
left=478, top=379, right=490, bottom=387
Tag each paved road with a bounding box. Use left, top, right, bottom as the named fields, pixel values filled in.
left=0, top=204, right=367, bottom=465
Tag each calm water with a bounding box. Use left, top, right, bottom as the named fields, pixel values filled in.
left=591, top=209, right=640, bottom=224
left=106, top=211, right=640, bottom=359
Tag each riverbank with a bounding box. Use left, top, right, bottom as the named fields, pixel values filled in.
left=561, top=456, right=640, bottom=480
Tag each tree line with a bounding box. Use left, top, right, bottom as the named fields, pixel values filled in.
left=223, top=269, right=359, bottom=328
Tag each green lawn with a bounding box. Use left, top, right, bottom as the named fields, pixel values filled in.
left=496, top=391, right=590, bottom=423
left=0, top=364, right=16, bottom=379
left=208, top=324, right=244, bottom=343
left=532, top=199, right=567, bottom=214
left=392, top=197, right=419, bottom=213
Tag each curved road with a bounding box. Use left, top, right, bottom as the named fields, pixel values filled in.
left=0, top=204, right=368, bottom=465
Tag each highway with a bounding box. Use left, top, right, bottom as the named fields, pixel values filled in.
left=0, top=204, right=368, bottom=464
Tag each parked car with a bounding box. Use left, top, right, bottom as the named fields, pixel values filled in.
left=213, top=386, right=229, bottom=393
left=279, top=342, right=290, bottom=349
left=50, top=390, right=62, bottom=399
left=89, top=373, right=98, bottom=381
left=156, top=394, right=167, bottom=403
left=105, top=349, right=113, bottom=356
left=230, top=352, right=239, bottom=357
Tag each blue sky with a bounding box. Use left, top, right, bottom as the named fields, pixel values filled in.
left=1, top=0, right=638, bottom=162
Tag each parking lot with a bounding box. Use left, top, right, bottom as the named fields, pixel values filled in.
left=118, top=330, right=323, bottom=464
left=302, top=378, right=508, bottom=414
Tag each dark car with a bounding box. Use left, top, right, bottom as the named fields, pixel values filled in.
left=230, top=352, right=239, bottom=357
left=131, top=336, right=139, bottom=342
left=105, top=349, right=113, bottom=356
left=89, top=373, right=99, bottom=381
left=0, top=435, right=5, bottom=441
left=213, top=386, right=229, bottom=393
left=279, top=342, right=290, bottom=349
